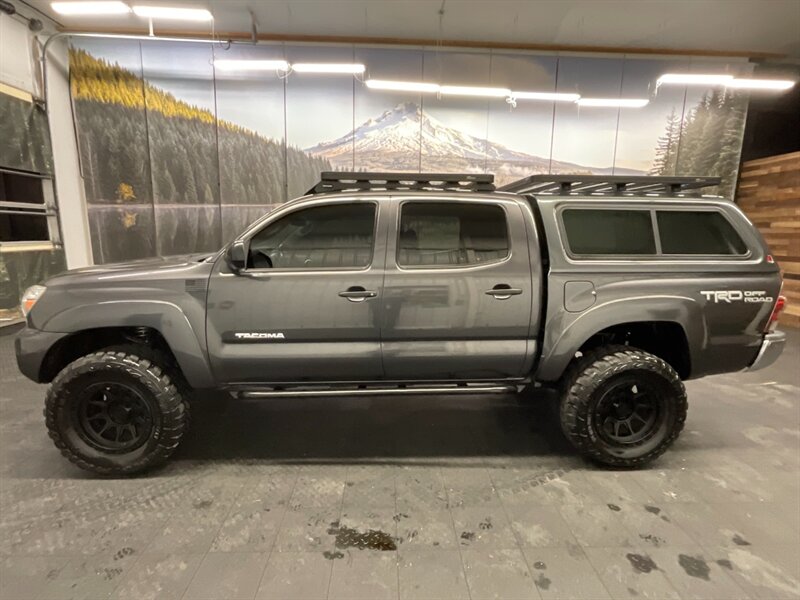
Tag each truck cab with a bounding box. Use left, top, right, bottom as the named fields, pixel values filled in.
left=206, top=189, right=542, bottom=385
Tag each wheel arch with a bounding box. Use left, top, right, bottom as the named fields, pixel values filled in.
left=38, top=301, right=214, bottom=388
left=535, top=295, right=706, bottom=382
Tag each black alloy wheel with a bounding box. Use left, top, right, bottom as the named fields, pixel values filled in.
left=593, top=376, right=662, bottom=446
left=560, top=345, right=688, bottom=467
left=75, top=382, right=154, bottom=453
left=45, top=346, right=189, bottom=475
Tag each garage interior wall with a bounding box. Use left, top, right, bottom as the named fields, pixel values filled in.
left=67, top=37, right=754, bottom=264
left=737, top=151, right=800, bottom=328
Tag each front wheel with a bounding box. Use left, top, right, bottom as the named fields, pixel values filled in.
left=559, top=346, right=687, bottom=467
left=45, top=348, right=189, bottom=476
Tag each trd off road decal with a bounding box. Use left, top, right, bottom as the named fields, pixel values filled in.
left=224, top=332, right=286, bottom=342
left=700, top=290, right=773, bottom=304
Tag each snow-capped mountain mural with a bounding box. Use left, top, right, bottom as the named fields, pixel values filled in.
left=306, top=102, right=643, bottom=185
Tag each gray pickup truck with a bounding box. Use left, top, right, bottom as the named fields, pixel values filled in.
left=15, top=173, right=787, bottom=475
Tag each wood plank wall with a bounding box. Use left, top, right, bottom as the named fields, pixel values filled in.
left=737, top=151, right=800, bottom=328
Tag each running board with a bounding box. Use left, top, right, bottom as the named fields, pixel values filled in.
left=237, top=384, right=519, bottom=398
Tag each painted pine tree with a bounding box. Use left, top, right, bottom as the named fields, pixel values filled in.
left=650, top=108, right=681, bottom=176
left=711, top=90, right=748, bottom=198
left=656, top=89, right=748, bottom=199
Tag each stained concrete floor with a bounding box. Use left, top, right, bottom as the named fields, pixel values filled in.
left=1, top=328, right=798, bottom=600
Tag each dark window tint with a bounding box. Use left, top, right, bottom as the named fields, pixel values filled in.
left=0, top=172, right=45, bottom=205
left=657, top=211, right=747, bottom=255
left=398, top=202, right=509, bottom=267
left=0, top=172, right=49, bottom=243
left=0, top=213, right=49, bottom=242
left=562, top=209, right=656, bottom=255
left=248, top=203, right=376, bottom=269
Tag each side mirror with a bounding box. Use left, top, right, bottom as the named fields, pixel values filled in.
left=227, top=240, right=247, bottom=272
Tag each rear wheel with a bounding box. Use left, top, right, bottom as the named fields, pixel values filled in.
left=45, top=347, right=189, bottom=476
left=559, top=345, right=687, bottom=467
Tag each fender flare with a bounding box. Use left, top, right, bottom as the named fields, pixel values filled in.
left=41, top=300, right=215, bottom=388
left=535, top=295, right=707, bottom=382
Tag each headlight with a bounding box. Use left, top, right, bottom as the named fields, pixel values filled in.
left=20, top=285, right=46, bottom=317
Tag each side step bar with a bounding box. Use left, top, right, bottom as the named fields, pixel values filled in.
left=238, top=384, right=519, bottom=399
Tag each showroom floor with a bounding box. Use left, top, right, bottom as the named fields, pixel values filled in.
left=1, top=328, right=798, bottom=600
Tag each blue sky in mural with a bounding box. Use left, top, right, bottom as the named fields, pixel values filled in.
left=487, top=52, right=558, bottom=160
left=140, top=41, right=215, bottom=109
left=550, top=56, right=623, bottom=171
left=286, top=44, right=356, bottom=152
left=213, top=43, right=286, bottom=142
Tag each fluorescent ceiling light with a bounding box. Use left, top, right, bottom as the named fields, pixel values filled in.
left=213, top=59, right=289, bottom=72
left=51, top=1, right=131, bottom=15
left=292, top=63, right=365, bottom=74
left=365, top=79, right=440, bottom=93
left=510, top=91, right=580, bottom=102
left=132, top=5, right=213, bottom=21
left=726, top=78, right=795, bottom=90
left=657, top=73, right=734, bottom=86
left=439, top=85, right=511, bottom=98
left=577, top=98, right=650, bottom=108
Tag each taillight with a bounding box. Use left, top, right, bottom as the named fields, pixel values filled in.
left=766, top=295, right=786, bottom=333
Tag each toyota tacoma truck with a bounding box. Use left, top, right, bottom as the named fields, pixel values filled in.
left=15, top=173, right=787, bottom=475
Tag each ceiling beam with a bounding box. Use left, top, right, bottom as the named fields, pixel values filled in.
left=55, top=26, right=782, bottom=59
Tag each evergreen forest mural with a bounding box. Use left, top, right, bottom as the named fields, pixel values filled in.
left=650, top=89, right=747, bottom=199
left=70, top=48, right=329, bottom=262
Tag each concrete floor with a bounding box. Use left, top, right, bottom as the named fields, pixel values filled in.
left=1, top=328, right=798, bottom=600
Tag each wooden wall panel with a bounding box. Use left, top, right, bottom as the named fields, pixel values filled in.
left=737, top=150, right=800, bottom=328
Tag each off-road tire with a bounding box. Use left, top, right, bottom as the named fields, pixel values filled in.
left=559, top=345, right=687, bottom=468
left=44, top=346, right=189, bottom=476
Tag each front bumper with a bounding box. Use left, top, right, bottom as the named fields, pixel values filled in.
left=746, top=331, right=786, bottom=372
left=15, top=326, right=69, bottom=383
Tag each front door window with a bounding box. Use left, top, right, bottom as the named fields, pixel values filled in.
left=248, top=203, right=376, bottom=270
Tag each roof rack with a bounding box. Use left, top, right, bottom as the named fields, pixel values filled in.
left=499, top=174, right=721, bottom=197
left=307, top=172, right=496, bottom=195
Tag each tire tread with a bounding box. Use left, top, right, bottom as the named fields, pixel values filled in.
left=559, top=345, right=688, bottom=468
left=44, top=346, right=189, bottom=476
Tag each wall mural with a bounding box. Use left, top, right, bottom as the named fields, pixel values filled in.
left=68, top=38, right=752, bottom=264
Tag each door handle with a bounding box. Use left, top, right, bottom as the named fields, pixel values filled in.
left=339, top=286, right=378, bottom=302
left=485, top=285, right=523, bottom=300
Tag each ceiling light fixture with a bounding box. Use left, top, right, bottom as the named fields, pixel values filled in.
left=213, top=59, right=289, bottom=72
left=292, top=63, right=365, bottom=74
left=439, top=85, right=511, bottom=98
left=510, top=91, right=581, bottom=102
left=365, top=79, right=440, bottom=93
left=51, top=1, right=130, bottom=15
left=657, top=73, right=734, bottom=86
left=131, top=5, right=213, bottom=21
left=577, top=98, right=650, bottom=108
left=726, top=78, right=795, bottom=90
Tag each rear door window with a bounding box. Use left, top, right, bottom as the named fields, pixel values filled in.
left=657, top=211, right=748, bottom=255
left=562, top=209, right=656, bottom=256
left=398, top=202, right=509, bottom=267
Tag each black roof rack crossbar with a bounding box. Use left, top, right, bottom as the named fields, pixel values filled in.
left=308, top=171, right=496, bottom=195
left=499, top=174, right=721, bottom=197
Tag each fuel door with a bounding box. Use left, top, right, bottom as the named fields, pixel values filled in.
left=564, top=281, right=596, bottom=313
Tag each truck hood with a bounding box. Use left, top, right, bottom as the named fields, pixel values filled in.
left=45, top=252, right=218, bottom=285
